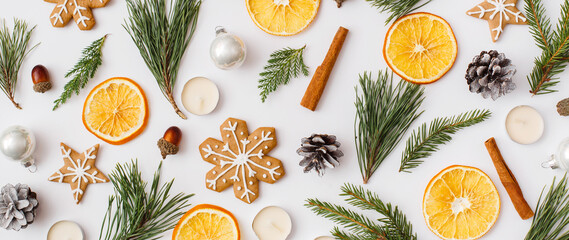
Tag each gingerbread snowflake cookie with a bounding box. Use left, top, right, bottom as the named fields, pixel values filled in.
left=199, top=118, right=285, bottom=204
left=45, top=0, right=111, bottom=30
left=467, top=0, right=527, bottom=42
left=48, top=143, right=109, bottom=204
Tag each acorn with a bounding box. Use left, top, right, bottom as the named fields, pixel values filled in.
left=157, top=126, right=182, bottom=159
left=31, top=65, right=52, bottom=93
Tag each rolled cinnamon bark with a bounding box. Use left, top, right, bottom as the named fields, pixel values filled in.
left=484, top=137, right=534, bottom=220
left=301, top=26, right=349, bottom=111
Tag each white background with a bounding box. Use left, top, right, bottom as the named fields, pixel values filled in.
left=1, top=0, right=568, bottom=239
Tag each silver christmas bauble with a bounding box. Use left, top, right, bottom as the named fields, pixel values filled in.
left=210, top=26, right=246, bottom=70
left=0, top=126, right=36, bottom=171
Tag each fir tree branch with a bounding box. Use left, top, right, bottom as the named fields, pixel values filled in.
left=399, top=109, right=492, bottom=173
left=525, top=174, right=569, bottom=240
left=365, top=0, right=433, bottom=24
left=306, top=183, right=416, bottom=240
left=99, top=160, right=193, bottom=240
left=53, top=35, right=107, bottom=110
left=0, top=18, right=37, bottom=109
left=341, top=184, right=417, bottom=240
left=525, top=0, right=569, bottom=95
left=355, top=70, right=424, bottom=184
left=258, top=45, right=309, bottom=102
left=124, top=0, right=201, bottom=119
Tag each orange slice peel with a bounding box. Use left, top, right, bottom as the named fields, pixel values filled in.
left=172, top=204, right=240, bottom=240
left=246, top=0, right=320, bottom=36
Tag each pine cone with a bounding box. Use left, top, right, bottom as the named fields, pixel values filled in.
left=0, top=184, right=38, bottom=231
left=297, top=134, right=343, bottom=176
left=466, top=50, right=516, bottom=100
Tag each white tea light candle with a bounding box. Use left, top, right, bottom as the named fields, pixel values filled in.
left=253, top=206, right=292, bottom=240
left=315, top=236, right=335, bottom=240
left=181, top=77, right=219, bottom=115
left=505, top=105, right=544, bottom=144
left=47, top=220, right=83, bottom=240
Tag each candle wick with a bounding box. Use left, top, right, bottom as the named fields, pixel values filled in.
left=271, top=221, right=283, bottom=233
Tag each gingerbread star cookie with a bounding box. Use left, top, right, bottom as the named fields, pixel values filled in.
left=199, top=118, right=285, bottom=204
left=466, top=0, right=527, bottom=42
left=48, top=143, right=109, bottom=204
left=45, top=0, right=111, bottom=30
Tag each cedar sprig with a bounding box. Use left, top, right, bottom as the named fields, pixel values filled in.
left=399, top=109, right=492, bottom=173
left=258, top=45, right=309, bottom=102
left=525, top=174, right=569, bottom=240
left=306, top=183, right=417, bottom=240
left=366, top=0, right=433, bottom=24
left=53, top=35, right=107, bottom=110
left=355, top=70, right=424, bottom=184
left=99, top=160, right=193, bottom=240
left=124, top=0, right=201, bottom=119
left=525, top=0, right=569, bottom=95
left=0, top=19, right=37, bottom=109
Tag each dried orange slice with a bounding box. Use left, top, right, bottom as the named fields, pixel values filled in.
left=384, top=12, right=457, bottom=84
left=82, top=77, right=148, bottom=145
left=172, top=204, right=240, bottom=240
left=246, top=0, right=320, bottom=36
left=423, top=165, right=500, bottom=240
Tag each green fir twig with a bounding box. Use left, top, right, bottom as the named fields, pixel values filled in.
left=399, top=109, right=492, bottom=173
left=258, top=45, right=309, bottom=102
left=355, top=70, right=424, bottom=184
left=366, top=0, right=433, bottom=24
left=124, top=0, right=201, bottom=119
left=53, top=35, right=107, bottom=110
left=306, top=183, right=417, bottom=240
left=525, top=0, right=569, bottom=95
left=525, top=174, right=569, bottom=240
left=99, top=160, right=193, bottom=240
left=0, top=19, right=37, bottom=109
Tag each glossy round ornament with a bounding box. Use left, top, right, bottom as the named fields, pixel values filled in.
left=210, top=26, right=246, bottom=70
left=543, top=137, right=569, bottom=170
left=0, top=126, right=36, bottom=172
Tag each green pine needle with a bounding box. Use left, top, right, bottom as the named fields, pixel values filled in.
left=365, top=0, right=433, bottom=24
left=0, top=18, right=37, bottom=110
left=525, top=0, right=569, bottom=95
left=124, top=0, right=201, bottom=119
left=53, top=35, right=107, bottom=110
left=399, top=109, right=492, bottom=173
left=306, top=183, right=417, bottom=240
left=258, top=45, right=309, bottom=102
left=355, top=70, right=424, bottom=184
left=525, top=174, right=569, bottom=240
left=99, top=160, right=193, bottom=240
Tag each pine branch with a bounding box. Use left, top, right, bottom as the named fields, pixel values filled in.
left=525, top=0, right=569, bottom=95
left=0, top=18, right=37, bottom=109
left=99, top=160, right=193, bottom=240
left=124, top=0, right=201, bottom=119
left=399, top=109, right=492, bottom=173
left=525, top=174, right=569, bottom=240
left=355, top=70, right=424, bottom=184
left=53, top=35, right=107, bottom=110
left=365, top=0, right=433, bottom=24
left=306, top=183, right=416, bottom=240
left=258, top=45, right=309, bottom=102
left=341, top=184, right=417, bottom=240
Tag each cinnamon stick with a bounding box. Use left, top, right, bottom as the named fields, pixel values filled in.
left=484, top=137, right=534, bottom=220
left=301, top=26, right=349, bottom=111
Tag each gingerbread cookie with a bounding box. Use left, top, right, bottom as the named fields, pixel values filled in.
left=48, top=143, right=109, bottom=204
left=467, top=0, right=527, bottom=42
left=199, top=118, right=285, bottom=204
left=45, top=0, right=111, bottom=30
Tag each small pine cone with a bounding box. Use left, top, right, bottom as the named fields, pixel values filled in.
left=466, top=50, right=516, bottom=100
left=297, top=134, right=343, bottom=176
left=558, top=98, right=569, bottom=116
left=0, top=184, right=39, bottom=231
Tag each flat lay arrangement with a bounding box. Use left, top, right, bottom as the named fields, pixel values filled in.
left=3, top=0, right=569, bottom=239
